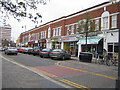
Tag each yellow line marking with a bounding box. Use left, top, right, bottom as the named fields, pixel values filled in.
left=1, top=55, right=30, bottom=67
left=58, top=65, right=89, bottom=72
left=92, top=73, right=116, bottom=80
left=31, top=67, right=58, bottom=77
left=58, top=65, right=116, bottom=80
left=59, top=79, right=91, bottom=90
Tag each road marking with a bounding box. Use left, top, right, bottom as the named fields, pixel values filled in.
left=0, top=55, right=72, bottom=88
left=92, top=73, right=116, bottom=80
left=58, top=65, right=117, bottom=80
left=31, top=67, right=58, bottom=77
left=58, top=65, right=89, bottom=72
left=59, top=79, right=91, bottom=90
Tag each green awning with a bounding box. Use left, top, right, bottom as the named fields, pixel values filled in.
left=77, top=37, right=102, bottom=44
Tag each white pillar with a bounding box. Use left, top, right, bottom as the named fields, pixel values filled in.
left=61, top=41, right=64, bottom=49
left=78, top=44, right=81, bottom=57
left=103, top=38, right=107, bottom=50
left=46, top=39, right=52, bottom=49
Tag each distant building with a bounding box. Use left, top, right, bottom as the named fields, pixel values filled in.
left=0, top=24, right=11, bottom=46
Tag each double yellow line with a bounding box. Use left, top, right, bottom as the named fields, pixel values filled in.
left=59, top=79, right=91, bottom=90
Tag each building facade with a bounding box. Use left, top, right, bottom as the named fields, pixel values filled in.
left=0, top=24, right=11, bottom=47
left=18, top=1, right=120, bottom=57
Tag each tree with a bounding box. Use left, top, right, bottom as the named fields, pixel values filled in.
left=77, top=12, right=95, bottom=52
left=0, top=0, right=49, bottom=24
left=2, top=39, right=9, bottom=47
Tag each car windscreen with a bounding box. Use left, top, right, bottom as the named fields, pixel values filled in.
left=52, top=49, right=62, bottom=52
left=42, top=49, right=51, bottom=52
left=8, top=47, right=16, bottom=49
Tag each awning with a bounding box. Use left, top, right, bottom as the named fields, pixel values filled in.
left=77, top=37, right=102, bottom=44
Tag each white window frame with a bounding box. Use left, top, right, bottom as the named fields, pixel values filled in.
left=53, top=28, right=55, bottom=37
left=48, top=27, right=51, bottom=38
left=76, top=23, right=79, bottom=34
left=71, top=24, right=74, bottom=34
left=111, top=15, right=117, bottom=28
left=59, top=27, right=62, bottom=36
left=95, top=19, right=99, bottom=31
left=101, top=11, right=110, bottom=30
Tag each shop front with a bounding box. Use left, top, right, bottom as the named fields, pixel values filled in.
left=50, top=37, right=61, bottom=49
left=38, top=39, right=46, bottom=48
left=77, top=37, right=103, bottom=57
left=61, top=35, right=79, bottom=56
left=28, top=40, right=39, bottom=47
left=28, top=41, right=35, bottom=47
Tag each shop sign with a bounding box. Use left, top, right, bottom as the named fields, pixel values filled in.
left=62, top=36, right=78, bottom=42
left=51, top=37, right=61, bottom=42
left=38, top=39, right=46, bottom=43
left=35, top=40, right=38, bottom=43
left=28, top=41, right=35, bottom=44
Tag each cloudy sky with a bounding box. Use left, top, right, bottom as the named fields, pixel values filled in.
left=6, top=0, right=109, bottom=41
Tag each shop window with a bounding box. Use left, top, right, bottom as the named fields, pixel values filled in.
left=108, top=43, right=113, bottom=52
left=114, top=43, right=118, bottom=53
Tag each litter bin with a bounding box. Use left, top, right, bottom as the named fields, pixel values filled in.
left=79, top=52, right=92, bottom=63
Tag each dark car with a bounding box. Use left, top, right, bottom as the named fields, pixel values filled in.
left=49, top=49, right=71, bottom=60
left=22, top=47, right=33, bottom=54
left=39, top=48, right=52, bottom=58
left=27, top=48, right=33, bottom=55
left=32, top=46, right=43, bottom=56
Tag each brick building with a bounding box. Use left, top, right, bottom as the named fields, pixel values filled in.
left=19, top=1, right=120, bottom=57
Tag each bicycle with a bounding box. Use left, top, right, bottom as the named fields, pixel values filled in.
left=108, top=56, right=118, bottom=66
left=97, top=55, right=111, bottom=66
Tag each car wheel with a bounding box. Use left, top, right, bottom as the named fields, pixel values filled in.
left=40, top=56, right=43, bottom=58
left=15, top=53, right=18, bottom=55
left=51, top=57, right=54, bottom=60
left=62, top=56, right=65, bottom=60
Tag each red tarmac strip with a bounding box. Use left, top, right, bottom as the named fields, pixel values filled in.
left=35, top=65, right=84, bottom=77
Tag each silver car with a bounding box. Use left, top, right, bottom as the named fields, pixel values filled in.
left=50, top=49, right=71, bottom=60
left=5, top=47, right=18, bottom=55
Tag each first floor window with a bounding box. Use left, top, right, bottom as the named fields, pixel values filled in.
left=111, top=15, right=117, bottom=28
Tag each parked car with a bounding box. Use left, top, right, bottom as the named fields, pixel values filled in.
left=5, top=47, right=18, bottom=55
left=39, top=48, right=52, bottom=58
left=50, top=49, right=71, bottom=60
left=27, top=48, right=33, bottom=55
left=18, top=47, right=25, bottom=53
left=22, top=47, right=33, bottom=54
left=32, top=46, right=43, bottom=56
left=0, top=47, right=2, bottom=51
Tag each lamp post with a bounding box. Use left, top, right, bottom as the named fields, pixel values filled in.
left=116, top=1, right=120, bottom=90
